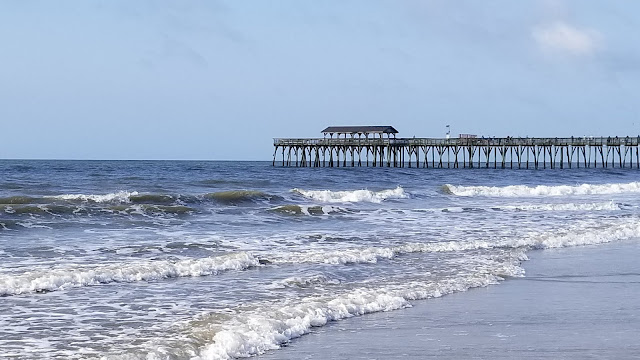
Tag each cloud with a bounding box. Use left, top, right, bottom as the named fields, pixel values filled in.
left=532, top=21, right=602, bottom=56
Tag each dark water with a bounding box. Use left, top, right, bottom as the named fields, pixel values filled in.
left=1, top=160, right=639, bottom=359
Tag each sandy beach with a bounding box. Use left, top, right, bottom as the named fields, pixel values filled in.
left=262, top=240, right=640, bottom=360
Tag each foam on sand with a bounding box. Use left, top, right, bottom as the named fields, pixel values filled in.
left=191, top=257, right=525, bottom=360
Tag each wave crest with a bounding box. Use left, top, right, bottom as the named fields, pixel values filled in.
left=292, top=186, right=408, bottom=203
left=204, top=191, right=281, bottom=204
left=51, top=191, right=139, bottom=203
left=0, top=252, right=258, bottom=296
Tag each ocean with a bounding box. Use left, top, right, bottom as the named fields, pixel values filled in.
left=1, top=160, right=639, bottom=359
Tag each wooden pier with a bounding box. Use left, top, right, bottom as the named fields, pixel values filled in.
left=273, top=127, right=640, bottom=169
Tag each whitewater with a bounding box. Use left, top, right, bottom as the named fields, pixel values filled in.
left=1, top=160, right=639, bottom=359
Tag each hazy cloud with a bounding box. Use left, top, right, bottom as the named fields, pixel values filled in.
left=532, top=21, right=602, bottom=56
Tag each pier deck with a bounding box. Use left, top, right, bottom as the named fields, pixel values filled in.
left=273, top=136, right=640, bottom=169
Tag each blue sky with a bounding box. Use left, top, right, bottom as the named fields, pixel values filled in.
left=2, top=0, right=640, bottom=160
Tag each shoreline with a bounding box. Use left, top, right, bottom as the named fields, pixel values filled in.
left=260, top=240, right=640, bottom=359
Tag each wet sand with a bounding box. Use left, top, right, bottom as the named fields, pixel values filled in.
left=261, top=240, right=640, bottom=359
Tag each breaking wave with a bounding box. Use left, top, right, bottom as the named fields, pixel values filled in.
left=134, top=254, right=525, bottom=360
left=443, top=181, right=640, bottom=197
left=292, top=186, right=408, bottom=203
left=1, top=203, right=196, bottom=218
left=51, top=191, right=139, bottom=203
left=0, top=252, right=259, bottom=296
left=267, top=217, right=640, bottom=265
left=0, top=190, right=284, bottom=218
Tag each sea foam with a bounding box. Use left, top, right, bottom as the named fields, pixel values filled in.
left=51, top=191, right=139, bottom=203
left=414, top=201, right=621, bottom=213
left=292, top=186, right=408, bottom=203
left=443, top=181, right=640, bottom=197
left=267, top=217, right=640, bottom=265
left=194, top=264, right=523, bottom=360
left=183, top=217, right=640, bottom=359
left=0, top=252, right=258, bottom=296
left=267, top=274, right=341, bottom=289
left=497, top=201, right=621, bottom=212
left=268, top=204, right=349, bottom=216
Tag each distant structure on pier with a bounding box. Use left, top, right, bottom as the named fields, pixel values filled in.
left=273, top=126, right=640, bottom=169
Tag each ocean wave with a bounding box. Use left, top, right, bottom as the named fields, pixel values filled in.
left=267, top=218, right=640, bottom=265
left=0, top=252, right=258, bottom=296
left=1, top=203, right=195, bottom=218
left=0, top=196, right=41, bottom=204
left=178, top=218, right=640, bottom=358
left=193, top=263, right=523, bottom=359
left=3, top=190, right=284, bottom=210
left=414, top=201, right=622, bottom=213
left=498, top=201, right=621, bottom=212
left=271, top=247, right=397, bottom=265
left=203, top=190, right=282, bottom=204
left=0, top=189, right=287, bottom=218
left=129, top=194, right=176, bottom=204
left=14, top=221, right=52, bottom=229
left=2, top=204, right=79, bottom=216
left=51, top=191, right=139, bottom=203
left=267, top=274, right=341, bottom=289
left=107, top=204, right=196, bottom=216
left=199, top=179, right=273, bottom=187
left=268, top=204, right=350, bottom=216
left=117, top=253, right=522, bottom=359
left=45, top=192, right=184, bottom=205
left=291, top=186, right=408, bottom=203
left=443, top=181, right=640, bottom=197
left=525, top=219, right=640, bottom=249
left=0, top=220, right=20, bottom=230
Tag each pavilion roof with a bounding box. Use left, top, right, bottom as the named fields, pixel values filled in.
left=321, top=126, right=398, bottom=134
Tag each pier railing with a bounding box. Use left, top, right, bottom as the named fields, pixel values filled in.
left=275, top=137, right=640, bottom=147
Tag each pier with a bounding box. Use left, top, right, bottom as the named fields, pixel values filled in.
left=273, top=126, right=640, bottom=169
